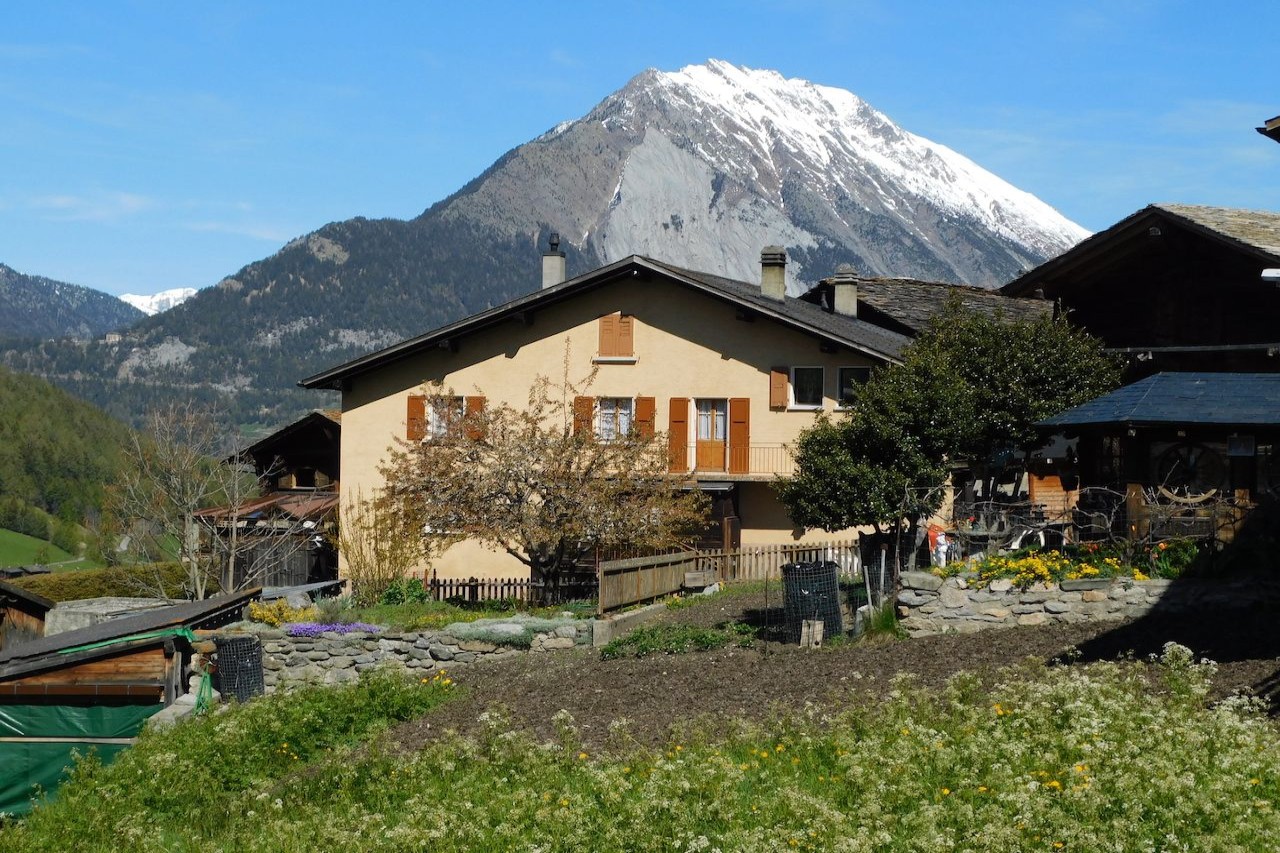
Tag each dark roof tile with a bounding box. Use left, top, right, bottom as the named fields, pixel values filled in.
left=1039, top=373, right=1280, bottom=429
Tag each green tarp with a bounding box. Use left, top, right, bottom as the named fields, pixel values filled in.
left=0, top=702, right=161, bottom=817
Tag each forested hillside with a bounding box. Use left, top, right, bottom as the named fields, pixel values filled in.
left=0, top=366, right=132, bottom=523
left=0, top=263, right=143, bottom=341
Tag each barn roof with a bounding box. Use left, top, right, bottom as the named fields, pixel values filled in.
left=1038, top=373, right=1280, bottom=430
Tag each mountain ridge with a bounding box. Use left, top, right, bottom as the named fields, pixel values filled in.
left=2, top=60, right=1085, bottom=430
left=0, top=263, right=144, bottom=342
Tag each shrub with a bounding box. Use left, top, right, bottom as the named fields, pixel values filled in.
left=247, top=599, right=319, bottom=627
left=379, top=577, right=430, bottom=605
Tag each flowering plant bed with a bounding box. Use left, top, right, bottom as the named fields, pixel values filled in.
left=285, top=622, right=382, bottom=637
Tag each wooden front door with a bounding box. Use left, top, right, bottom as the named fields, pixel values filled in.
left=695, top=399, right=727, bottom=471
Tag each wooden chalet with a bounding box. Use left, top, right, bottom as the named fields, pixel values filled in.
left=1003, top=204, right=1280, bottom=377
left=195, top=410, right=341, bottom=589
left=0, top=589, right=258, bottom=816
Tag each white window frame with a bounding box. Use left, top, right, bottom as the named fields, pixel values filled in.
left=427, top=396, right=465, bottom=440
left=789, top=366, right=824, bottom=410
left=836, top=366, right=871, bottom=409
left=596, top=397, right=635, bottom=441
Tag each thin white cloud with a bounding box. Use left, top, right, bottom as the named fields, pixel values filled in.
left=29, top=191, right=157, bottom=222
left=185, top=221, right=293, bottom=242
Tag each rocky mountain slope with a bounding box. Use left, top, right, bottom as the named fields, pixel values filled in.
left=0, top=263, right=143, bottom=341
left=2, top=61, right=1086, bottom=430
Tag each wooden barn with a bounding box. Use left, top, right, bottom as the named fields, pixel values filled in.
left=0, top=581, right=55, bottom=651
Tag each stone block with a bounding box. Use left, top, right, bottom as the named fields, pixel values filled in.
left=1060, top=578, right=1111, bottom=591
left=980, top=606, right=1011, bottom=619
left=329, top=668, right=358, bottom=684
left=285, top=653, right=309, bottom=667
left=327, top=656, right=354, bottom=669
left=896, top=590, right=934, bottom=607
left=541, top=636, right=575, bottom=651
left=262, top=656, right=284, bottom=671
left=989, top=579, right=1014, bottom=593
left=1081, top=590, right=1109, bottom=602
left=353, top=653, right=377, bottom=665
left=1017, top=612, right=1047, bottom=627
left=429, top=644, right=455, bottom=661
left=1011, top=603, right=1043, bottom=614
left=554, top=625, right=578, bottom=639
left=900, top=571, right=943, bottom=592
left=1058, top=592, right=1082, bottom=603
left=1019, top=591, right=1051, bottom=604
left=414, top=637, right=434, bottom=650
left=453, top=652, right=477, bottom=664
left=305, top=650, right=331, bottom=662
left=459, top=640, right=498, bottom=653
left=939, top=587, right=970, bottom=608
left=1044, top=601, right=1074, bottom=614
left=407, top=647, right=433, bottom=661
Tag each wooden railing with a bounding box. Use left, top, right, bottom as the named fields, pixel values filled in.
left=419, top=570, right=597, bottom=604
left=597, top=539, right=859, bottom=614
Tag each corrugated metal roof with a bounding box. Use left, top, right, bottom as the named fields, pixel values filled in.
left=0, top=589, right=260, bottom=676
left=194, top=490, right=338, bottom=521
left=1039, top=373, right=1280, bottom=429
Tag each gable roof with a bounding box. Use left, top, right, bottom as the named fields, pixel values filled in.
left=1004, top=204, right=1280, bottom=296
left=0, top=580, right=55, bottom=614
left=801, top=276, right=1050, bottom=336
left=1038, top=373, right=1280, bottom=430
left=299, top=255, right=912, bottom=390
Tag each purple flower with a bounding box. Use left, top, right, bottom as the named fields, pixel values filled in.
left=285, top=622, right=382, bottom=637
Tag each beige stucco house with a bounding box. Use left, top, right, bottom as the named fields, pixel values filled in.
left=301, top=244, right=925, bottom=579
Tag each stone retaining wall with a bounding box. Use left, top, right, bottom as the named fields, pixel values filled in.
left=896, top=571, right=1277, bottom=638
left=218, top=622, right=592, bottom=691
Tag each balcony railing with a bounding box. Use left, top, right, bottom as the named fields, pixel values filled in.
left=670, top=442, right=796, bottom=477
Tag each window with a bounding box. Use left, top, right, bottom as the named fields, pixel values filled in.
left=597, top=397, right=634, bottom=440
left=428, top=397, right=464, bottom=440
left=790, top=367, right=824, bottom=408
left=837, top=366, right=871, bottom=407
left=696, top=399, right=728, bottom=441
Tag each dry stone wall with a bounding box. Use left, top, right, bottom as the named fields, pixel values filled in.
left=896, top=571, right=1277, bottom=638
left=220, top=622, right=592, bottom=691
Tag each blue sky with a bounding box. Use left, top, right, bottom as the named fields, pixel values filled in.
left=2, top=1, right=1277, bottom=296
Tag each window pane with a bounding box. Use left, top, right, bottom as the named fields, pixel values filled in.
left=838, top=367, right=870, bottom=405
left=793, top=368, right=823, bottom=406
left=598, top=398, right=633, bottom=440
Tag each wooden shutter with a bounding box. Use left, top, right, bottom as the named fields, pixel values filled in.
left=464, top=395, right=486, bottom=440
left=598, top=314, right=618, bottom=357
left=573, top=396, right=594, bottom=435
left=769, top=367, right=789, bottom=409
left=635, top=396, right=656, bottom=438
left=617, top=315, right=634, bottom=356
left=406, top=394, right=427, bottom=441
left=667, top=397, right=689, bottom=471
left=728, top=398, right=750, bottom=474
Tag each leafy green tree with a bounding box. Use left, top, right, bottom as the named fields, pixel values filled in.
left=778, top=300, right=1119, bottom=539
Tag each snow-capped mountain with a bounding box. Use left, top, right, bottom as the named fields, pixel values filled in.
left=4, top=60, right=1089, bottom=429
left=452, top=58, right=1088, bottom=290
left=119, top=287, right=197, bottom=316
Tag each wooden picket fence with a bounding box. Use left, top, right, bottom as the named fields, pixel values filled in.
left=419, top=570, right=597, bottom=604
left=597, top=539, right=859, bottom=614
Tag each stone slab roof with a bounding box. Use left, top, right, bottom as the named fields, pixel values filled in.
left=1039, top=372, right=1280, bottom=429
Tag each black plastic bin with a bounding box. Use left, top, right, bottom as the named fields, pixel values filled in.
left=781, top=561, right=843, bottom=643
left=213, top=635, right=265, bottom=702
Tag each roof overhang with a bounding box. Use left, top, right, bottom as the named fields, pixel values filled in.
left=298, top=255, right=906, bottom=390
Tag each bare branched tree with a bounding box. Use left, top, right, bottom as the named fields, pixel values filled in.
left=379, top=358, right=708, bottom=600
left=109, top=402, right=314, bottom=599
left=339, top=487, right=432, bottom=606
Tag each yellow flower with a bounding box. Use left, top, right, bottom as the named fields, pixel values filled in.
left=941, top=787, right=951, bottom=795
left=577, top=752, right=588, bottom=760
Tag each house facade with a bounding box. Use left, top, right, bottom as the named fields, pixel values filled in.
left=302, top=246, right=927, bottom=579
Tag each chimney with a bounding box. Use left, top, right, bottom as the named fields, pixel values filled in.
left=542, top=233, right=566, bottom=289
left=831, top=263, right=858, bottom=317
left=760, top=246, right=787, bottom=301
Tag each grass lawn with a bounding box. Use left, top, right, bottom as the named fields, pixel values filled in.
left=0, top=528, right=74, bottom=567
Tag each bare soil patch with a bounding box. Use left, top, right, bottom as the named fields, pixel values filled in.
left=391, top=587, right=1280, bottom=751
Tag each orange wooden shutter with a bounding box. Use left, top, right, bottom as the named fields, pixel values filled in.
left=406, top=394, right=427, bottom=441
left=464, top=395, right=486, bottom=439
left=573, top=396, right=594, bottom=435
left=635, top=396, right=656, bottom=438
left=769, top=367, right=789, bottom=409
left=668, top=397, right=689, bottom=471
left=598, top=314, right=618, bottom=356
left=728, top=398, right=750, bottom=474
left=617, top=315, right=634, bottom=356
